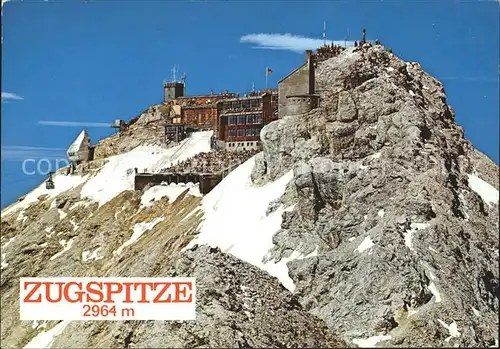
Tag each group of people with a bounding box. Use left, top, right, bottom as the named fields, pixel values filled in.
left=160, top=149, right=258, bottom=174
left=315, top=43, right=346, bottom=61
left=314, top=29, right=382, bottom=60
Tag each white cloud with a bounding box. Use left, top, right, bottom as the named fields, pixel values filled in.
left=38, top=121, right=110, bottom=127
left=1, top=92, right=23, bottom=102
left=240, top=33, right=355, bottom=53
left=1, top=145, right=67, bottom=161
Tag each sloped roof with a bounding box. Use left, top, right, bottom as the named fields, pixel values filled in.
left=278, top=62, right=307, bottom=84
left=67, top=129, right=89, bottom=153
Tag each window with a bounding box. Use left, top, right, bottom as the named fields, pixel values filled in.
left=250, top=99, right=260, bottom=109
left=228, top=116, right=237, bottom=125
left=241, top=100, right=250, bottom=109
left=228, top=129, right=236, bottom=137
left=238, top=116, right=246, bottom=125
left=237, top=129, right=245, bottom=137
left=246, top=114, right=262, bottom=124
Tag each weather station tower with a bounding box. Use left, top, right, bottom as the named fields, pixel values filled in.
left=163, top=66, right=187, bottom=103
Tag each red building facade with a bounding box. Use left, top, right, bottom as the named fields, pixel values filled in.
left=182, top=105, right=218, bottom=130
left=176, top=92, right=237, bottom=130
left=216, top=90, right=278, bottom=151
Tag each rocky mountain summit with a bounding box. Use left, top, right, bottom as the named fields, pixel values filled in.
left=1, top=44, right=498, bottom=348
left=253, top=45, right=499, bottom=347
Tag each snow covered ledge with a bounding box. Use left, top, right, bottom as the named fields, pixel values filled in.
left=184, top=156, right=310, bottom=292
left=467, top=173, right=499, bottom=207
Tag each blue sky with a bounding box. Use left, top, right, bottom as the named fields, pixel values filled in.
left=1, top=0, right=499, bottom=208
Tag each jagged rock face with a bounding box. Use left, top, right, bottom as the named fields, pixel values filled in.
left=93, top=104, right=170, bottom=160
left=134, top=104, right=172, bottom=126
left=49, top=246, right=344, bottom=348
left=253, top=45, right=499, bottom=346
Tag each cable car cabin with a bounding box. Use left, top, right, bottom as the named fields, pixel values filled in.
left=46, top=173, right=55, bottom=190
left=165, top=124, right=187, bottom=143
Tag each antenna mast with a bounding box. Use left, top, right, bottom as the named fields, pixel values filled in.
left=171, top=66, right=177, bottom=82
left=323, top=21, right=327, bottom=46
left=181, top=72, right=187, bottom=94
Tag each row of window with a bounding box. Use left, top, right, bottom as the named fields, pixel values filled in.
left=227, top=114, right=263, bottom=125
left=222, top=100, right=262, bottom=110
left=227, top=128, right=261, bottom=137
left=227, top=142, right=258, bottom=148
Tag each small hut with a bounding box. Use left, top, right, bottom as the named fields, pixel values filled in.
left=67, top=129, right=92, bottom=164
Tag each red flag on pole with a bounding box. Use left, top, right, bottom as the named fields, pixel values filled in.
left=267, top=68, right=273, bottom=74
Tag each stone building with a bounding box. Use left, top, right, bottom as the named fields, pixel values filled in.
left=164, top=81, right=185, bottom=102
left=216, top=89, right=278, bottom=151
left=278, top=50, right=319, bottom=118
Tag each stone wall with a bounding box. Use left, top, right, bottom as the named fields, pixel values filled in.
left=285, top=95, right=319, bottom=116
left=278, top=64, right=309, bottom=119
left=278, top=51, right=316, bottom=118
left=134, top=172, right=223, bottom=195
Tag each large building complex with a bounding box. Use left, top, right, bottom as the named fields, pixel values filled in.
left=158, top=44, right=332, bottom=150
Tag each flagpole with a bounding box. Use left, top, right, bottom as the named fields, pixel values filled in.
left=265, top=66, right=268, bottom=89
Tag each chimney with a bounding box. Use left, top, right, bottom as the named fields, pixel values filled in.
left=307, top=50, right=315, bottom=95
left=305, top=50, right=313, bottom=62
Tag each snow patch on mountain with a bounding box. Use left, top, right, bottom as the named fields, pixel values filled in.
left=437, top=319, right=461, bottom=342
left=428, top=282, right=442, bottom=303
left=2, top=174, right=87, bottom=217
left=140, top=182, right=201, bottom=209
left=467, top=174, right=499, bottom=207
left=185, top=156, right=302, bottom=291
left=82, top=247, right=103, bottom=262
left=115, top=217, right=165, bottom=255
left=356, top=236, right=374, bottom=253
left=81, top=131, right=212, bottom=207
left=23, top=320, right=71, bottom=349
left=50, top=239, right=75, bottom=261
